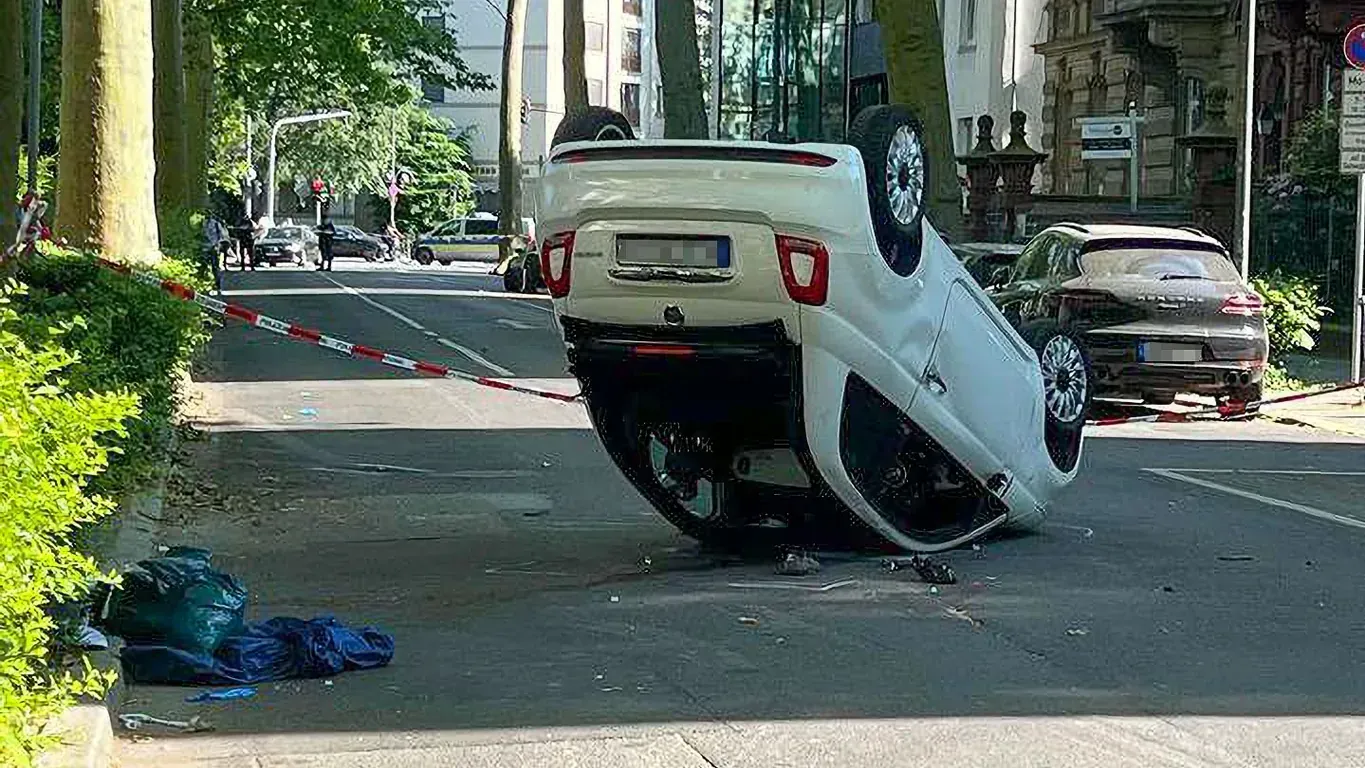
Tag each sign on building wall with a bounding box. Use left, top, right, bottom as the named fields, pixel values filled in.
left=1079, top=118, right=1134, bottom=161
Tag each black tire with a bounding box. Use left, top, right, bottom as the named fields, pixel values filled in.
left=415, top=248, right=434, bottom=266
left=1020, top=320, right=1092, bottom=473
left=1228, top=383, right=1263, bottom=406
left=552, top=107, right=635, bottom=149
left=848, top=104, right=929, bottom=274
left=503, top=259, right=526, bottom=293
left=523, top=250, right=544, bottom=292
left=586, top=390, right=748, bottom=547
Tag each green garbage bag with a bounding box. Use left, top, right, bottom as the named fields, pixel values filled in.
left=97, top=546, right=247, bottom=655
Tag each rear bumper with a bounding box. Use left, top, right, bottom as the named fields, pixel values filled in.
left=562, top=317, right=798, bottom=400
left=1093, top=361, right=1264, bottom=395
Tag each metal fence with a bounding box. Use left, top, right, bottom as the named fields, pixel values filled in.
left=1251, top=191, right=1357, bottom=316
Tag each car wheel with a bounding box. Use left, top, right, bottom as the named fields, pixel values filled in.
left=523, top=251, right=544, bottom=292
left=848, top=104, right=928, bottom=275
left=1021, top=321, right=1091, bottom=473
left=1228, top=383, right=1263, bottom=406
left=415, top=248, right=434, bottom=265
left=502, top=259, right=526, bottom=293
left=551, top=106, right=635, bottom=149
left=586, top=391, right=751, bottom=548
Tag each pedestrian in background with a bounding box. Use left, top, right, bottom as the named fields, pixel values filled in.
left=202, top=215, right=228, bottom=294
left=316, top=214, right=336, bottom=271
left=237, top=213, right=257, bottom=270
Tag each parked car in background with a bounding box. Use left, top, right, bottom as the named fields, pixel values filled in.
left=412, top=213, right=536, bottom=265
left=253, top=225, right=319, bottom=266
left=331, top=225, right=385, bottom=261
left=982, top=223, right=1268, bottom=405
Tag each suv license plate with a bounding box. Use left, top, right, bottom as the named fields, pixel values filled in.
left=616, top=236, right=730, bottom=269
left=1139, top=342, right=1203, bottom=363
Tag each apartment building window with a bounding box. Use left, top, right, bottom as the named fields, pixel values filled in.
left=588, top=78, right=605, bottom=106
left=622, top=28, right=642, bottom=74
left=621, top=82, right=641, bottom=126
left=421, top=15, right=446, bottom=102
left=585, top=21, right=605, bottom=52
left=623, top=0, right=641, bottom=15
left=959, top=0, right=977, bottom=48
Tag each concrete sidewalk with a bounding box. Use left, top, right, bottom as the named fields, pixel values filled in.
left=1264, top=385, right=1365, bottom=438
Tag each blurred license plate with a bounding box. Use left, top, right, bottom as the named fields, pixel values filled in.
left=1140, top=342, right=1203, bottom=363
left=616, top=236, right=730, bottom=268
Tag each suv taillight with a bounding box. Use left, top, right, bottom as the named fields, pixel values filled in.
left=1221, top=292, right=1264, bottom=317
left=540, top=231, right=576, bottom=297
left=775, top=235, right=830, bottom=306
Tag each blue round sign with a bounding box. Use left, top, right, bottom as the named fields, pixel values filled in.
left=1345, top=23, right=1365, bottom=70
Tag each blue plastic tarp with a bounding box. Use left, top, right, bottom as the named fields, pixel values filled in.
left=121, top=616, right=395, bottom=686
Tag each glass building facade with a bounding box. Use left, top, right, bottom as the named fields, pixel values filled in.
left=703, top=0, right=859, bottom=143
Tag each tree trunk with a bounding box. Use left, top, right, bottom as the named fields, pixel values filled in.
left=184, top=13, right=214, bottom=210
left=876, top=0, right=960, bottom=233
left=152, top=0, right=188, bottom=215
left=563, top=0, right=588, bottom=115
left=498, top=0, right=528, bottom=262
left=655, top=0, right=707, bottom=139
left=57, top=0, right=160, bottom=261
left=0, top=0, right=22, bottom=219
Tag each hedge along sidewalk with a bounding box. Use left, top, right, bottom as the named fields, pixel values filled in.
left=3, top=244, right=210, bottom=768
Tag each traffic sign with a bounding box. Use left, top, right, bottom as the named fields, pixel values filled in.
left=1346, top=24, right=1365, bottom=71
left=1079, top=118, right=1133, bottom=160
left=1340, top=69, right=1365, bottom=173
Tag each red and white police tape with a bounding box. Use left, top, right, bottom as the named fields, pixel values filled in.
left=1085, top=381, right=1363, bottom=426
left=94, top=257, right=583, bottom=404
left=42, top=251, right=1365, bottom=421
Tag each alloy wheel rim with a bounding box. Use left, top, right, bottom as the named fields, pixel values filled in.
left=885, top=126, right=925, bottom=226
left=1040, top=335, right=1088, bottom=423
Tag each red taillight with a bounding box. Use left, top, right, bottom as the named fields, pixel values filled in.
left=540, top=231, right=575, bottom=297
left=629, top=344, right=696, bottom=357
left=775, top=235, right=830, bottom=306
left=1221, top=292, right=1264, bottom=317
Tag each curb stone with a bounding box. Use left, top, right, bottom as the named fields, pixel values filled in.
left=39, top=469, right=170, bottom=768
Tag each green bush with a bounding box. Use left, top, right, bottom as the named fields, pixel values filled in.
left=12, top=247, right=209, bottom=494
left=0, top=282, right=135, bottom=765
left=1250, top=270, right=1332, bottom=364
left=0, top=249, right=208, bottom=763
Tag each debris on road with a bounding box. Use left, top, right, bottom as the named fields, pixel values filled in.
left=943, top=606, right=982, bottom=628
left=1065, top=627, right=1089, bottom=637
left=882, top=555, right=958, bottom=585
left=118, top=713, right=212, bottom=733
left=121, top=615, right=395, bottom=686
left=1217, top=554, right=1256, bottom=562
left=609, top=595, right=620, bottom=603
left=185, top=687, right=257, bottom=703
left=738, top=616, right=760, bottom=626
left=775, top=551, right=821, bottom=576
left=96, top=546, right=248, bottom=656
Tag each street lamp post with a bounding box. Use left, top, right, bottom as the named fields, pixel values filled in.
left=1235, top=0, right=1258, bottom=278
left=264, top=110, right=352, bottom=221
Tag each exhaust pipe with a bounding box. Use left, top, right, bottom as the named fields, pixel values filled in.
left=1224, top=371, right=1238, bottom=386
left=1239, top=372, right=1251, bottom=385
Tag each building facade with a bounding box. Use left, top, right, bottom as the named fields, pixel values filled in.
left=425, top=0, right=661, bottom=212
left=1034, top=0, right=1365, bottom=198
left=940, top=0, right=1047, bottom=156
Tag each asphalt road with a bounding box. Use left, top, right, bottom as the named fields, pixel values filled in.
left=120, top=261, right=1365, bottom=767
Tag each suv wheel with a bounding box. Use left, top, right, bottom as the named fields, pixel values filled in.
left=415, top=248, right=434, bottom=265
left=1021, top=321, right=1091, bottom=473
left=849, top=104, right=928, bottom=274
left=552, top=107, right=635, bottom=149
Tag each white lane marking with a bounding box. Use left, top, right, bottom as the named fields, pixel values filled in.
left=1145, top=468, right=1365, bottom=476
left=437, top=338, right=514, bottom=377
left=512, top=300, right=554, bottom=314
left=309, top=467, right=534, bottom=479
left=222, top=287, right=552, bottom=301
left=494, top=318, right=537, bottom=330
left=323, top=273, right=515, bottom=377
left=322, top=274, right=426, bottom=331
left=1145, top=468, right=1365, bottom=532
left=727, top=579, right=859, bottom=593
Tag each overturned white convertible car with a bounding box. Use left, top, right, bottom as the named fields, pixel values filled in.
left=538, top=106, right=1088, bottom=552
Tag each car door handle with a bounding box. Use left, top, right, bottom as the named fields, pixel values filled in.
left=925, top=366, right=947, bottom=395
